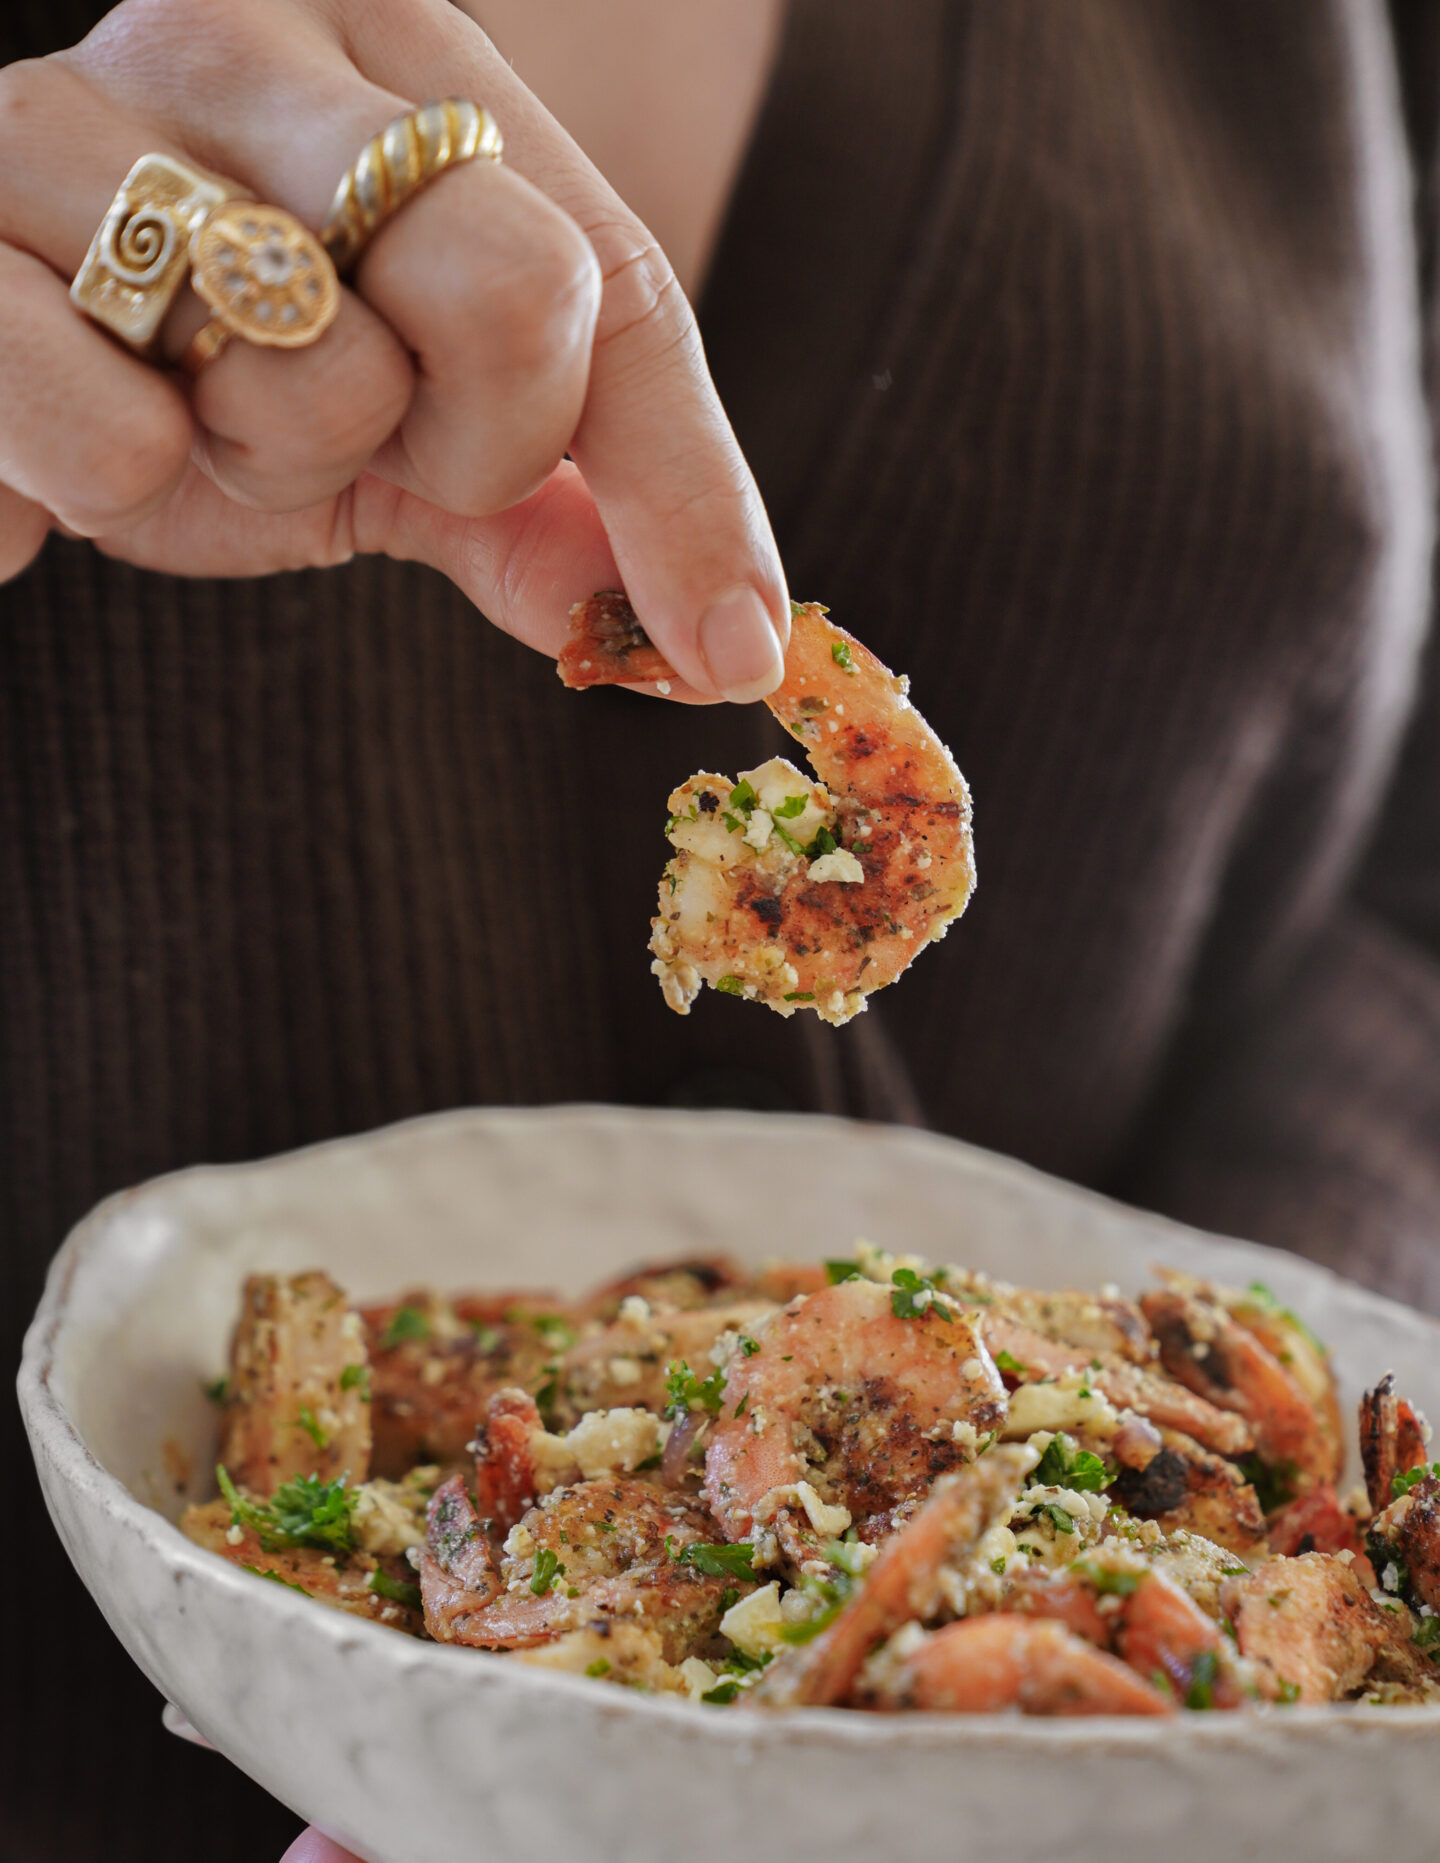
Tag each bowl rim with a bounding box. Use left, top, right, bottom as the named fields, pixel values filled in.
left=21, top=1101, right=1440, bottom=1748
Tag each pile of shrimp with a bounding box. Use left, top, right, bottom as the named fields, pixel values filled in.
left=184, top=1246, right=1440, bottom=1715
left=557, top=593, right=974, bottom=1026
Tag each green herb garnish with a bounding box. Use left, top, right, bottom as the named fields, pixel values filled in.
left=367, top=1568, right=422, bottom=1610
left=803, top=826, right=838, bottom=860
left=825, top=1260, right=862, bottom=1284
left=994, top=1349, right=1027, bottom=1375
left=1073, top=1560, right=1142, bottom=1597
left=891, top=1267, right=952, bottom=1322
left=728, top=779, right=757, bottom=814
left=675, top=1542, right=757, bottom=1582
left=1414, top=1615, right=1440, bottom=1652
left=586, top=1658, right=611, bottom=1677
left=1033, top=1432, right=1110, bottom=1493
left=1184, top=1648, right=1218, bottom=1710
left=338, top=1363, right=370, bottom=1398
left=296, top=1406, right=328, bottom=1450
left=217, top=1465, right=357, bottom=1555
left=1392, top=1463, right=1440, bottom=1499
left=1237, top=1454, right=1299, bottom=1514
left=701, top=1681, right=742, bottom=1704
left=831, top=641, right=853, bottom=670
left=380, top=1305, right=429, bottom=1349
left=532, top=1314, right=578, bottom=1351
left=715, top=975, right=745, bottom=996
left=530, top=1548, right=566, bottom=1595
left=664, top=1359, right=727, bottom=1419
left=242, top=1564, right=312, bottom=1595
left=203, top=1376, right=230, bottom=1405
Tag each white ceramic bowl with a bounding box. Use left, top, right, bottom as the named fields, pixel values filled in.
left=19, top=1106, right=1440, bottom=1863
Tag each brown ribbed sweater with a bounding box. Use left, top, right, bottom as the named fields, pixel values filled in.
left=7, top=4, right=1440, bottom=1857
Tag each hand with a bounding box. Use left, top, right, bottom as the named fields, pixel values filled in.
left=280, top=1832, right=362, bottom=1863
left=0, top=0, right=789, bottom=701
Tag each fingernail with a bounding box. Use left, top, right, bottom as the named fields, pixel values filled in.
left=698, top=585, right=786, bottom=703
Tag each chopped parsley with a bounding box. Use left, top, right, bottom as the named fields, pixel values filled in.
left=242, top=1564, right=311, bottom=1595
left=1392, top=1462, right=1440, bottom=1500
left=831, top=641, right=853, bottom=670
left=728, top=779, right=757, bottom=814
left=700, top=1681, right=742, bottom=1705
left=1237, top=1454, right=1299, bottom=1514
left=734, top=1393, right=749, bottom=1418
left=715, top=975, right=745, bottom=996
left=780, top=1570, right=856, bottom=1643
left=531, top=1314, right=578, bottom=1351
left=1413, top=1615, right=1440, bottom=1653
left=803, top=826, right=838, bottom=861
left=890, top=1267, right=952, bottom=1322
left=296, top=1406, right=328, bottom=1450
left=203, top=1376, right=230, bottom=1406
left=664, top=1359, right=727, bottom=1419
left=771, top=820, right=806, bottom=857
left=825, top=1260, right=862, bottom=1284
left=533, top=1363, right=562, bottom=1425
left=467, top=1321, right=502, bottom=1353
left=1184, top=1648, right=1218, bottom=1711
left=1031, top=1501, right=1076, bottom=1536
left=367, top=1569, right=422, bottom=1610
left=380, top=1305, right=429, bottom=1349
left=739, top=1336, right=761, bottom=1358
left=674, top=1542, right=757, bottom=1582
left=1073, top=1560, right=1141, bottom=1597
left=990, top=1557, right=1007, bottom=1575
left=824, top=1535, right=871, bottom=1578
left=217, top=1465, right=357, bottom=1555
left=586, top=1658, right=611, bottom=1678
left=719, top=1648, right=773, bottom=1676
left=530, top=1548, right=566, bottom=1595
left=993, top=1349, right=1027, bottom=1376
left=1275, top=1679, right=1301, bottom=1703
left=1032, top=1432, right=1109, bottom=1493
left=1243, top=1281, right=1327, bottom=1358
left=772, top=794, right=808, bottom=819
left=783, top=991, right=815, bottom=1002
left=338, top=1363, right=370, bottom=1398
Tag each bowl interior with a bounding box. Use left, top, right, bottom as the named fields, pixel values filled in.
left=38, top=1103, right=1440, bottom=1520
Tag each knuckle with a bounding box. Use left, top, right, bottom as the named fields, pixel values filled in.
left=468, top=218, right=601, bottom=377
left=67, top=390, right=190, bottom=531
left=589, top=222, right=694, bottom=361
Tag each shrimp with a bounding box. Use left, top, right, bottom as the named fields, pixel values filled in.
left=1368, top=1472, right=1440, bottom=1613
left=1360, top=1372, right=1433, bottom=1513
left=1221, top=1552, right=1426, bottom=1702
left=182, top=1495, right=423, bottom=1635
left=753, top=1447, right=1037, bottom=1708
left=556, top=1296, right=779, bottom=1425
left=419, top=1474, right=734, bottom=1663
left=945, top=1271, right=1154, bottom=1365
left=980, top=1314, right=1254, bottom=1458
left=1267, top=1483, right=1371, bottom=1577
left=882, top=1616, right=1174, bottom=1716
left=1108, top=1428, right=1269, bottom=1558
left=704, top=1278, right=1007, bottom=1563
left=637, top=600, right=974, bottom=1027
left=220, top=1272, right=371, bottom=1493
left=1004, top=1558, right=1245, bottom=1707
left=1138, top=1287, right=1329, bottom=1486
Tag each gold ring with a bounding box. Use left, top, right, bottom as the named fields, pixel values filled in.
left=181, top=201, right=341, bottom=375
left=71, top=153, right=247, bottom=355
left=321, top=99, right=502, bottom=274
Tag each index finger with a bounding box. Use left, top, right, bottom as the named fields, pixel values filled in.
left=319, top=0, right=792, bottom=701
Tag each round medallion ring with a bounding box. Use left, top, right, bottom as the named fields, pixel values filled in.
left=184, top=202, right=341, bottom=371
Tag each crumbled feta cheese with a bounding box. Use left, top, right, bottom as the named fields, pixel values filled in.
left=1383, top=1562, right=1401, bottom=1594
left=1001, top=1374, right=1120, bottom=1441
left=530, top=1407, right=664, bottom=1485
left=225, top=1523, right=245, bottom=1546
left=504, top=1522, right=537, bottom=1560
left=807, top=849, right=865, bottom=885
left=743, top=809, right=774, bottom=852
left=795, top=1481, right=853, bottom=1538
left=679, top=1657, right=718, bottom=1700
left=616, top=1296, right=652, bottom=1329
left=352, top=1470, right=437, bottom=1555
left=721, top=1581, right=787, bottom=1659
left=606, top=1356, right=644, bottom=1386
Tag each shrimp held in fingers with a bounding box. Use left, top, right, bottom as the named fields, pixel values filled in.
left=560, top=595, right=974, bottom=1026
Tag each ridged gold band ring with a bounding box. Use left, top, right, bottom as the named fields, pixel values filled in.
left=321, top=98, right=503, bottom=274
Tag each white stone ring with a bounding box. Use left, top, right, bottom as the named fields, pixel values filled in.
left=182, top=199, right=341, bottom=374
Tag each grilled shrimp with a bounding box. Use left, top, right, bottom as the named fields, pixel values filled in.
left=704, top=1278, right=1007, bottom=1563
left=220, top=1272, right=371, bottom=1493
left=1368, top=1472, right=1440, bottom=1614
left=753, top=1448, right=1037, bottom=1708
left=1003, top=1558, right=1245, bottom=1708
left=632, top=600, right=973, bottom=1027
left=1139, top=1287, right=1330, bottom=1485
left=1221, top=1552, right=1428, bottom=1702
left=420, top=1474, right=735, bottom=1663
left=1360, top=1373, right=1434, bottom=1513
left=883, top=1616, right=1175, bottom=1716
left=945, top=1272, right=1154, bottom=1364
left=980, top=1315, right=1253, bottom=1458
